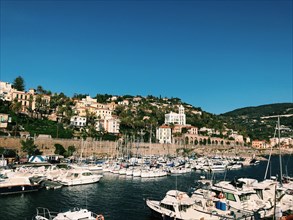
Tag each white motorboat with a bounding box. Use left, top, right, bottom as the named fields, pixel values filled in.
left=146, top=190, right=221, bottom=220
left=205, top=179, right=274, bottom=218
left=191, top=187, right=254, bottom=219
left=141, top=167, right=167, bottom=178
left=33, top=207, right=104, bottom=220
left=238, top=178, right=293, bottom=216
left=169, top=166, right=192, bottom=174
left=0, top=174, right=40, bottom=195
left=132, top=168, right=141, bottom=177
left=57, top=169, right=103, bottom=186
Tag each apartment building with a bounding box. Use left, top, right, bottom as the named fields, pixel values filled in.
left=70, top=116, right=87, bottom=127
left=156, top=124, right=172, bottom=144
left=11, top=89, right=51, bottom=113
left=95, top=115, right=120, bottom=134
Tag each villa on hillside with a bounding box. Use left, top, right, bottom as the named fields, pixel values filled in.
left=252, top=140, right=267, bottom=149
left=70, top=116, right=87, bottom=128
left=156, top=105, right=247, bottom=146
left=164, top=105, right=186, bottom=125
left=72, top=95, right=120, bottom=134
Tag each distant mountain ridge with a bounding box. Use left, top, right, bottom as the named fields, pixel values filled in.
left=220, top=103, right=293, bottom=140
left=222, top=103, right=293, bottom=118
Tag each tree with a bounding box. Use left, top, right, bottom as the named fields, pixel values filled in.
left=36, top=85, right=49, bottom=94
left=37, top=85, right=44, bottom=94
left=95, top=94, right=111, bottom=103
left=21, top=139, right=41, bottom=157
left=26, top=94, right=34, bottom=117
left=13, top=76, right=25, bottom=91
left=54, top=143, right=66, bottom=156
left=66, top=145, right=76, bottom=157
left=0, top=147, right=17, bottom=157
left=34, top=94, right=50, bottom=118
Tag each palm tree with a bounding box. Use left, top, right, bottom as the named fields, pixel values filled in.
left=20, top=139, right=41, bottom=158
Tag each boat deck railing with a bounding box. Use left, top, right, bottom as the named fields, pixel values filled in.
left=35, top=207, right=58, bottom=220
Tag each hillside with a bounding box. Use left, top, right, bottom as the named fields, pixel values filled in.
left=222, top=103, right=293, bottom=118
left=220, top=103, right=293, bottom=141
left=2, top=88, right=292, bottom=143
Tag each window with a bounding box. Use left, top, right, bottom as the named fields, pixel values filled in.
left=160, top=203, right=175, bottom=212
left=256, top=189, right=263, bottom=200
left=179, top=205, right=191, bottom=211
left=239, top=194, right=250, bottom=202
left=225, top=193, right=236, bottom=202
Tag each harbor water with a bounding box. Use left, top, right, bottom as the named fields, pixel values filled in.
left=0, top=155, right=292, bottom=220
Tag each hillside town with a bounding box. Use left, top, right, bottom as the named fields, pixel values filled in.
left=0, top=79, right=293, bottom=160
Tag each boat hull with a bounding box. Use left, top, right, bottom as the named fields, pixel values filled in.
left=0, top=184, right=40, bottom=195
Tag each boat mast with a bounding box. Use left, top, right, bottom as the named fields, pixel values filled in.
left=261, top=114, right=293, bottom=184
left=264, top=123, right=277, bottom=180
left=277, top=115, right=282, bottom=185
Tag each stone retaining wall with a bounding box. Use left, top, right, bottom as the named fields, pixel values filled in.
left=1, top=136, right=291, bottom=158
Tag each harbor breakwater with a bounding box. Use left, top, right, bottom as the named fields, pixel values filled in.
left=0, top=136, right=292, bottom=158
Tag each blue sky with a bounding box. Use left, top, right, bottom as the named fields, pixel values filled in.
left=1, top=0, right=292, bottom=114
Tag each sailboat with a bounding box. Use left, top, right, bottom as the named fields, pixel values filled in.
left=261, top=114, right=293, bottom=217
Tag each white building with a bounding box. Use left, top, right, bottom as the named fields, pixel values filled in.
left=96, top=116, right=120, bottom=134
left=95, top=108, right=112, bottom=120
left=199, top=127, right=214, bottom=135
left=70, top=116, right=87, bottom=127
left=229, top=133, right=244, bottom=143
left=0, top=81, right=13, bottom=101
left=74, top=95, right=114, bottom=119
left=156, top=125, right=172, bottom=144
left=118, top=99, right=129, bottom=106
left=0, top=113, right=9, bottom=129
left=165, top=105, right=186, bottom=125
left=270, top=137, right=293, bottom=148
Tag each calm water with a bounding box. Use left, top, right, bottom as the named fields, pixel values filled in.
left=0, top=155, right=292, bottom=220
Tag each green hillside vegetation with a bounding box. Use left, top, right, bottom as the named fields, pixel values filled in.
left=1, top=78, right=292, bottom=143
left=220, top=103, right=293, bottom=141
left=222, top=103, right=293, bottom=118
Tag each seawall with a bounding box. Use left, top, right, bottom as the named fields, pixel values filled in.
left=0, top=136, right=292, bottom=158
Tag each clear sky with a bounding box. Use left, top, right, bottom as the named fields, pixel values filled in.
left=1, top=0, right=292, bottom=114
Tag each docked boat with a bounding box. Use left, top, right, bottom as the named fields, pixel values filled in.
left=191, top=187, right=255, bottom=219
left=141, top=167, right=168, bottom=178
left=33, top=207, right=104, bottom=220
left=146, top=190, right=222, bottom=220
left=237, top=178, right=293, bottom=216
left=0, top=175, right=40, bottom=195
left=199, top=179, right=275, bottom=218
left=227, top=162, right=243, bottom=170
left=168, top=166, right=192, bottom=174
left=57, top=169, right=103, bottom=186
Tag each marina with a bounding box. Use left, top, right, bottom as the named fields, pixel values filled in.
left=0, top=155, right=292, bottom=219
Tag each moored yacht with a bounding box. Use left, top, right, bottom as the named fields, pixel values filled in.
left=206, top=179, right=274, bottom=218
left=33, top=207, right=104, bottom=220
left=0, top=174, right=40, bottom=195
left=57, top=169, right=103, bottom=186
left=146, top=190, right=222, bottom=220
